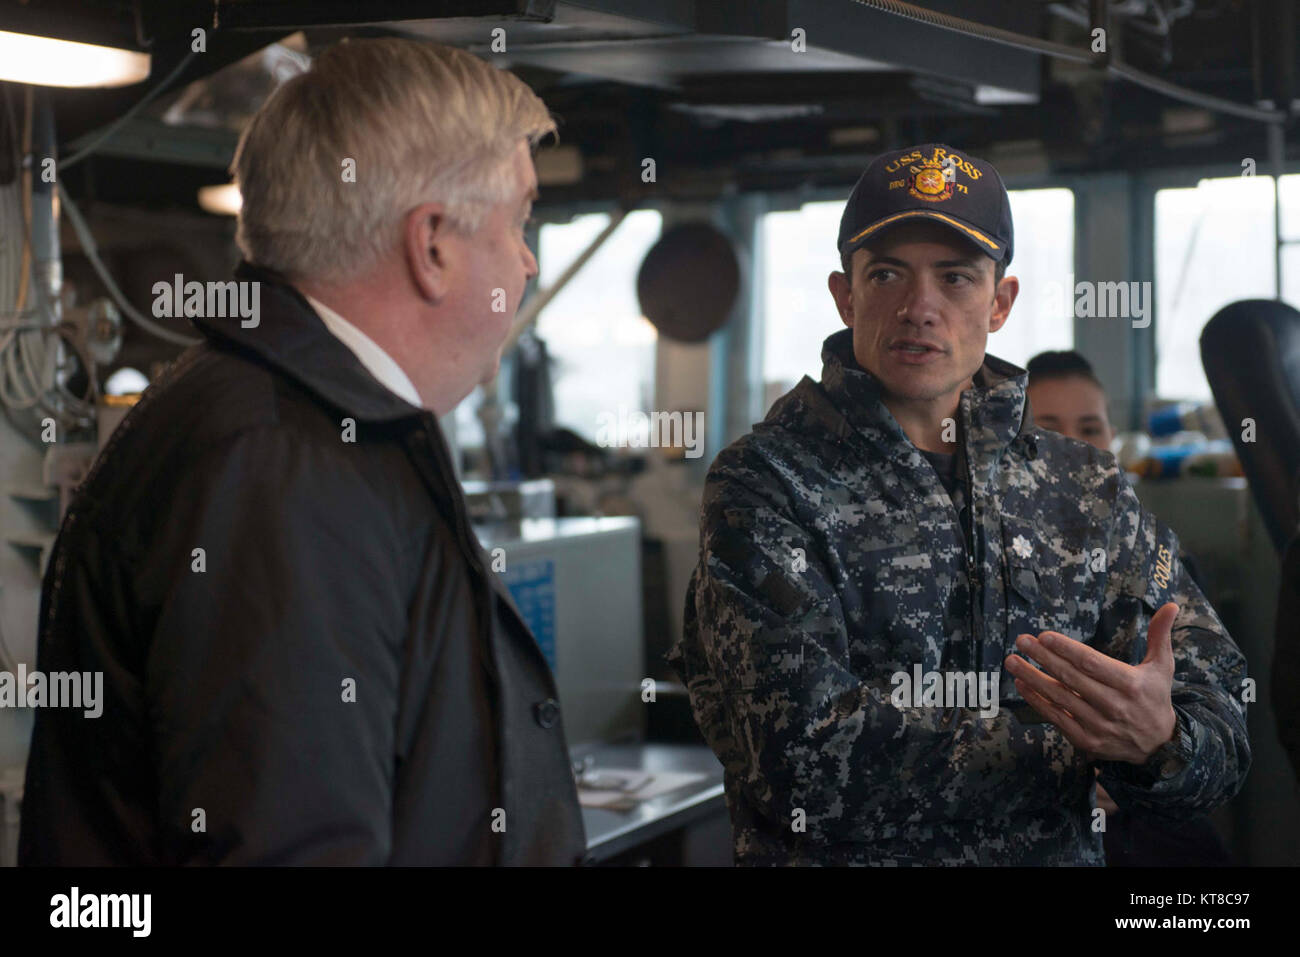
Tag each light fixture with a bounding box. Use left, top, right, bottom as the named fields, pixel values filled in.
left=0, top=29, right=150, bottom=88
left=197, top=183, right=242, bottom=217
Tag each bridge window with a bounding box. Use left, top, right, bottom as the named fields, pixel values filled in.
left=1155, top=175, right=1285, bottom=401
left=536, top=211, right=662, bottom=444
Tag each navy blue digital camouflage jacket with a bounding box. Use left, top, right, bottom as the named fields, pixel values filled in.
left=666, top=329, right=1250, bottom=865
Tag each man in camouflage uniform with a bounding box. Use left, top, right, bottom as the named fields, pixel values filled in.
left=666, top=144, right=1251, bottom=865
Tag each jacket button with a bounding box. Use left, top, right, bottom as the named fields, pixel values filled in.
left=534, top=698, right=560, bottom=729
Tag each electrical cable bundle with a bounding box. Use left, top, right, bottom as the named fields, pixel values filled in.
left=0, top=86, right=97, bottom=437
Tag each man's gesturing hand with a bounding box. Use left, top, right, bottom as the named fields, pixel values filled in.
left=1003, top=602, right=1180, bottom=764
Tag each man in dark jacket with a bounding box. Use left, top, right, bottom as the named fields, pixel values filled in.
left=668, top=144, right=1250, bottom=865
left=19, top=38, right=586, bottom=865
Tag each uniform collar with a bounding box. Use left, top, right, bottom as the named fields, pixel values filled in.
left=189, top=261, right=426, bottom=423
left=818, top=327, right=1034, bottom=468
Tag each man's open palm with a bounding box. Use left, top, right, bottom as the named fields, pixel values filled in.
left=1005, top=602, right=1180, bottom=764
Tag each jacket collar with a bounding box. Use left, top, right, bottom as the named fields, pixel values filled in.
left=188, top=261, right=425, bottom=423
left=815, top=327, right=1035, bottom=468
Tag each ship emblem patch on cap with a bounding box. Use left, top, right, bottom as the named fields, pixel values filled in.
left=908, top=156, right=958, bottom=203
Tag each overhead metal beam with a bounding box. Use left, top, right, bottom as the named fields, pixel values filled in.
left=208, top=0, right=557, bottom=31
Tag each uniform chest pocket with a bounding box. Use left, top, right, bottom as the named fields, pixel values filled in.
left=1002, top=562, right=1063, bottom=704
left=1006, top=557, right=1101, bottom=648
left=1001, top=513, right=1066, bottom=625
left=1008, top=563, right=1064, bottom=607
left=1003, top=512, right=1066, bottom=624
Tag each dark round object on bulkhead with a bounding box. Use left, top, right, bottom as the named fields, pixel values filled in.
left=636, top=222, right=740, bottom=342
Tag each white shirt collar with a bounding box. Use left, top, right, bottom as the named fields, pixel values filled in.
left=301, top=293, right=424, bottom=409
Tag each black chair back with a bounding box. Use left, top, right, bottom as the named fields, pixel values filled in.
left=1201, top=299, right=1300, bottom=555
